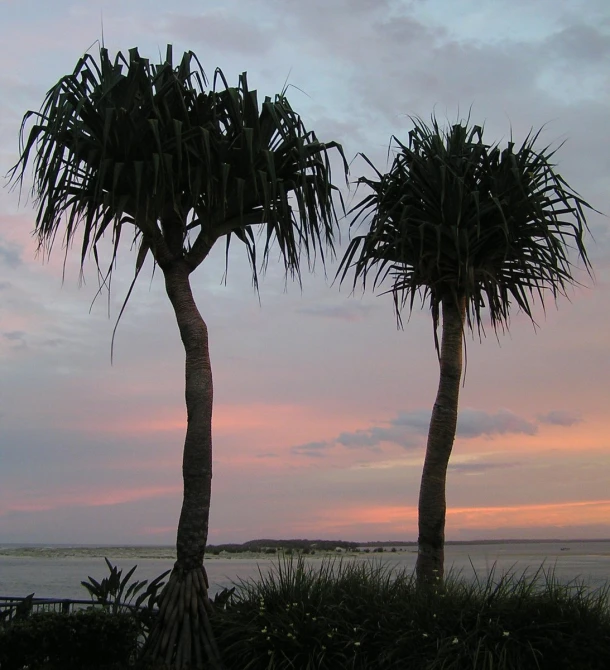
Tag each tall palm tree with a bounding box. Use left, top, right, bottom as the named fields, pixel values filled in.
left=10, top=45, right=347, bottom=667
left=338, top=117, right=593, bottom=584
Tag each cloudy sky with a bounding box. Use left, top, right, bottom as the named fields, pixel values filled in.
left=1, top=0, right=609, bottom=545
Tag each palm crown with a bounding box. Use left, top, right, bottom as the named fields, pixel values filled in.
left=12, top=45, right=346, bottom=287
left=339, top=117, right=593, bottom=342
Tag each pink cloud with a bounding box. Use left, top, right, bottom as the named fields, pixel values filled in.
left=301, top=499, right=610, bottom=538
left=0, top=485, right=181, bottom=516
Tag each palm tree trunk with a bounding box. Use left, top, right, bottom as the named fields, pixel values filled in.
left=142, top=260, right=222, bottom=669
left=416, top=295, right=466, bottom=585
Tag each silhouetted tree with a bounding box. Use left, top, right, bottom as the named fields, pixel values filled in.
left=339, top=117, right=593, bottom=583
left=11, top=45, right=346, bottom=667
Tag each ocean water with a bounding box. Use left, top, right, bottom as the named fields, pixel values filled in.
left=1, top=541, right=609, bottom=600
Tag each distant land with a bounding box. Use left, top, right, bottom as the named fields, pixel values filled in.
left=204, top=538, right=610, bottom=554
left=3, top=538, right=610, bottom=551
left=2, top=538, right=609, bottom=561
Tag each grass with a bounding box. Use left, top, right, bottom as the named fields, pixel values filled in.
left=211, top=554, right=610, bottom=670
left=4, top=555, right=609, bottom=669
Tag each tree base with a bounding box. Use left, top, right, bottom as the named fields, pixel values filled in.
left=141, top=564, right=222, bottom=669
left=415, top=542, right=445, bottom=586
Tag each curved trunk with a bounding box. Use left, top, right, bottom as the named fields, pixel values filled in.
left=142, top=260, right=222, bottom=669
left=416, top=295, right=466, bottom=585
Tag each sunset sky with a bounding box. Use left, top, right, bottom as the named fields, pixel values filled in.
left=0, top=0, right=609, bottom=545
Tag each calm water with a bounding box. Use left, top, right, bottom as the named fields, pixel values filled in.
left=1, top=542, right=609, bottom=600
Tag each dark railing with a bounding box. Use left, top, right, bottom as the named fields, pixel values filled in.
left=0, top=595, right=142, bottom=625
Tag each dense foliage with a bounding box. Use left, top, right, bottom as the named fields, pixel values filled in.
left=0, top=609, right=139, bottom=670
left=2, top=556, right=610, bottom=669
left=81, top=558, right=169, bottom=615
left=339, top=117, right=593, bottom=339
left=212, top=556, right=610, bottom=670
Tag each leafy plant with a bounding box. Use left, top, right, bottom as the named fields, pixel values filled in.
left=81, top=557, right=170, bottom=615
left=0, top=609, right=139, bottom=670
left=212, top=554, right=610, bottom=669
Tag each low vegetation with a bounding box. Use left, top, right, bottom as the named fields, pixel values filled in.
left=2, top=555, right=609, bottom=669
left=212, top=555, right=610, bottom=669
left=206, top=539, right=361, bottom=554
left=0, top=609, right=140, bottom=669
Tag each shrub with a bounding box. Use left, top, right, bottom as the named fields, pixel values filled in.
left=81, top=558, right=169, bottom=616
left=211, top=555, right=610, bottom=670
left=0, top=609, right=140, bottom=669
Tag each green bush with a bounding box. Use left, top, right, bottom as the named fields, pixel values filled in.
left=4, top=558, right=610, bottom=669
left=0, top=609, right=139, bottom=670
left=211, top=555, right=610, bottom=670
left=80, top=558, right=169, bottom=616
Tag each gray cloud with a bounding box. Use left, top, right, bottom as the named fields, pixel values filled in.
left=0, top=243, right=21, bottom=268
left=546, top=23, right=610, bottom=62
left=448, top=461, right=521, bottom=475
left=392, top=408, right=539, bottom=439
left=336, top=430, right=380, bottom=448
left=327, top=408, right=540, bottom=453
left=337, top=426, right=416, bottom=450
left=297, top=303, right=376, bottom=322
left=391, top=410, right=432, bottom=435
left=291, top=441, right=331, bottom=458
left=41, top=338, right=63, bottom=348
left=457, top=409, right=538, bottom=438
left=537, top=410, right=582, bottom=427
left=163, top=11, right=273, bottom=57
left=3, top=330, right=26, bottom=342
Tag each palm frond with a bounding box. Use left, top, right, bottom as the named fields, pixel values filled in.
left=338, top=115, right=594, bottom=341
left=10, top=44, right=348, bottom=304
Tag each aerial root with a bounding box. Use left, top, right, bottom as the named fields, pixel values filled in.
left=141, top=565, right=222, bottom=669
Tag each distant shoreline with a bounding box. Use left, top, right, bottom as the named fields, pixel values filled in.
left=1, top=538, right=610, bottom=561
left=1, top=538, right=610, bottom=549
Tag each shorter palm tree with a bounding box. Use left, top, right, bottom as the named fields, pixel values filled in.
left=339, top=117, right=594, bottom=583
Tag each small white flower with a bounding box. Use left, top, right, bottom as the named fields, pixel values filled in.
left=452, top=637, right=459, bottom=645
left=261, top=627, right=267, bottom=633
left=354, top=642, right=361, bottom=647
left=503, top=631, right=510, bottom=637
left=422, top=633, right=429, bottom=638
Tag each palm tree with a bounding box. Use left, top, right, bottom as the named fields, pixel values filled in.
left=10, top=45, right=347, bottom=667
left=338, top=117, right=593, bottom=584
